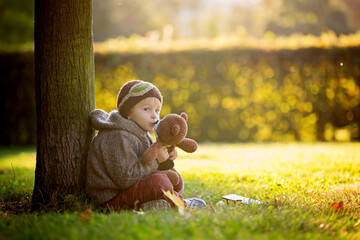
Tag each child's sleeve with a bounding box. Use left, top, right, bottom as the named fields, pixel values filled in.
left=101, top=131, right=158, bottom=190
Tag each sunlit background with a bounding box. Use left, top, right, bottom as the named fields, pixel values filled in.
left=0, top=0, right=359, bottom=144
left=92, top=0, right=359, bottom=40
left=2, top=0, right=359, bottom=45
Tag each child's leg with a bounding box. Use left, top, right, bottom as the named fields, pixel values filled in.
left=105, top=172, right=184, bottom=210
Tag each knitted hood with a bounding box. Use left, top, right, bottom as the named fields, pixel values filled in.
left=89, top=109, right=152, bottom=142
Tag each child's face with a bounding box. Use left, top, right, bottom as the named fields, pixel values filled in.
left=128, top=97, right=162, bottom=132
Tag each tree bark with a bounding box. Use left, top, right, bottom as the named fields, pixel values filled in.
left=32, top=0, right=95, bottom=210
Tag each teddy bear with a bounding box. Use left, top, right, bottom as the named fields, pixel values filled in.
left=142, top=112, right=198, bottom=193
left=142, top=112, right=198, bottom=164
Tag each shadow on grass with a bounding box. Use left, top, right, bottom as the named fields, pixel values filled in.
left=0, top=165, right=34, bottom=214
left=0, top=146, right=36, bottom=159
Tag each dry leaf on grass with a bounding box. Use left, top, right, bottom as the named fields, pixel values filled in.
left=330, top=201, right=349, bottom=212
left=274, top=198, right=282, bottom=208
left=162, top=189, right=185, bottom=214
left=79, top=209, right=92, bottom=222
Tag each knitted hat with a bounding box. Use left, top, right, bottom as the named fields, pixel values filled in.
left=117, top=80, right=163, bottom=118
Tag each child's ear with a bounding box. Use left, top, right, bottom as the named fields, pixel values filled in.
left=171, top=124, right=180, bottom=136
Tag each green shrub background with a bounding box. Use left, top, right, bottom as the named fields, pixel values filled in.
left=0, top=52, right=35, bottom=145
left=1, top=47, right=359, bottom=145
left=95, top=48, right=360, bottom=142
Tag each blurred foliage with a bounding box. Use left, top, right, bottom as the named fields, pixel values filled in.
left=265, top=0, right=354, bottom=36
left=94, top=30, right=360, bottom=53
left=339, top=0, right=360, bottom=29
left=1, top=0, right=359, bottom=47
left=1, top=38, right=360, bottom=144
left=92, top=0, right=358, bottom=40
left=93, top=0, right=189, bottom=41
left=0, top=0, right=34, bottom=45
left=93, top=0, right=359, bottom=40
left=94, top=47, right=360, bottom=142
left=0, top=52, right=35, bottom=145
left=1, top=0, right=359, bottom=145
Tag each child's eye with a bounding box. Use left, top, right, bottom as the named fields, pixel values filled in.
left=155, top=109, right=160, bottom=114
left=144, top=108, right=149, bottom=111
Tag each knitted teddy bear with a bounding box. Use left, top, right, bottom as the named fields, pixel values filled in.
left=142, top=112, right=198, bottom=192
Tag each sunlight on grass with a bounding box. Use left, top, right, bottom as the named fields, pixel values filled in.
left=177, top=143, right=360, bottom=219
left=178, top=143, right=360, bottom=176
left=0, top=147, right=36, bottom=170
left=1, top=143, right=360, bottom=239
left=0, top=147, right=36, bottom=201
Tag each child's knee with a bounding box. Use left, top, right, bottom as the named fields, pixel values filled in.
left=151, top=173, right=173, bottom=191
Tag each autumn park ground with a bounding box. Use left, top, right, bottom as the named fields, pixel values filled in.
left=0, top=143, right=360, bottom=240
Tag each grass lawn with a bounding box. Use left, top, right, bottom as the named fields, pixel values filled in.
left=0, top=143, right=360, bottom=239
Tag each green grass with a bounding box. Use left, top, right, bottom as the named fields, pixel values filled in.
left=1, top=143, right=360, bottom=239
left=0, top=147, right=35, bottom=203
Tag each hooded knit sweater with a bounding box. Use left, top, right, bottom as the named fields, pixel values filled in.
left=86, top=109, right=159, bottom=203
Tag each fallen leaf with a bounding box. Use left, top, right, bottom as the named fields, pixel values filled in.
left=330, top=201, right=348, bottom=212
left=274, top=198, right=282, bottom=208
left=162, top=189, right=185, bottom=214
left=331, top=202, right=341, bottom=212
left=79, top=209, right=92, bottom=222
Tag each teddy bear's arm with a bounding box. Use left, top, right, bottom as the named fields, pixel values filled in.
left=176, top=138, right=198, bottom=153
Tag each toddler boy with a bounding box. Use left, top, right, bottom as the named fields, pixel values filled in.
left=86, top=80, right=205, bottom=211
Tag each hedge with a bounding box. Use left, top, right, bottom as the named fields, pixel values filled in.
left=0, top=52, right=35, bottom=145
left=1, top=47, right=359, bottom=145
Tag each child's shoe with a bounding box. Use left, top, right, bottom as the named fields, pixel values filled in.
left=184, top=198, right=206, bottom=209
left=140, top=199, right=171, bottom=211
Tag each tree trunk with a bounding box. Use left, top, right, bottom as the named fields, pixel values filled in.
left=32, top=0, right=95, bottom=210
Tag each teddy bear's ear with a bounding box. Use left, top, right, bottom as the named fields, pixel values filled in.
left=171, top=124, right=180, bottom=136
left=180, top=112, right=188, bottom=121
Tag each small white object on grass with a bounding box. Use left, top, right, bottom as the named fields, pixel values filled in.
left=222, top=194, right=263, bottom=205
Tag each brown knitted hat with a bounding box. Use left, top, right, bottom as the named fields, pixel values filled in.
left=117, top=80, right=163, bottom=118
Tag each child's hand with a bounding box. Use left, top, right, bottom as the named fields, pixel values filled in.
left=157, top=145, right=169, bottom=163
left=168, top=146, right=177, bottom=160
